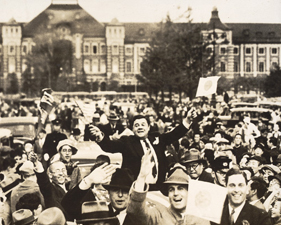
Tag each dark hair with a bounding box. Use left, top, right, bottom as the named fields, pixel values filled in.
left=250, top=176, right=267, bottom=199
left=10, top=149, right=23, bottom=159
left=180, top=138, right=190, bottom=149
left=90, top=155, right=111, bottom=172
left=132, top=115, right=150, bottom=126
left=269, top=137, right=278, bottom=146
left=16, top=193, right=42, bottom=212
left=2, top=157, right=16, bottom=171
left=225, top=167, right=248, bottom=185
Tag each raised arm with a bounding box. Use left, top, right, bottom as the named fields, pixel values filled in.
left=61, top=163, right=116, bottom=220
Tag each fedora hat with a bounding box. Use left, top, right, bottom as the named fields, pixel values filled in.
left=56, top=139, right=78, bottom=155
left=268, top=173, right=281, bottom=184
left=108, top=112, right=119, bottom=121
left=19, top=161, right=35, bottom=176
left=37, top=207, right=66, bottom=225
left=180, top=150, right=206, bottom=164
left=103, top=168, right=134, bottom=191
left=161, top=167, right=189, bottom=196
left=12, top=209, right=35, bottom=225
left=0, top=173, right=21, bottom=196
left=260, top=164, right=280, bottom=175
left=76, top=201, right=119, bottom=224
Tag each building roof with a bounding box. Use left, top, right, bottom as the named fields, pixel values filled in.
left=226, top=23, right=281, bottom=44
left=1, top=3, right=281, bottom=45
left=23, top=3, right=105, bottom=38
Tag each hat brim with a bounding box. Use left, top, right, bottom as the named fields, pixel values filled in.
left=77, top=217, right=118, bottom=224
left=15, top=216, right=36, bottom=225
left=108, top=118, right=119, bottom=121
left=103, top=184, right=131, bottom=191
left=181, top=159, right=206, bottom=164
left=160, top=182, right=188, bottom=196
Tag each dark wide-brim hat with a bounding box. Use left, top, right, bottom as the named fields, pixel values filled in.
left=180, top=150, right=206, bottom=164
left=103, top=168, right=134, bottom=191
left=77, top=201, right=119, bottom=224
left=268, top=173, right=281, bottom=184
left=160, top=167, right=189, bottom=196
left=108, top=112, right=119, bottom=121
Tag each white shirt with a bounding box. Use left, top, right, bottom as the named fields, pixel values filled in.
left=228, top=201, right=246, bottom=223
left=113, top=208, right=127, bottom=224
left=140, top=138, right=159, bottom=184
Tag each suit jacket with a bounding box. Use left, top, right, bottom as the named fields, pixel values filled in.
left=99, top=122, right=125, bottom=139
left=35, top=171, right=69, bottom=220
left=98, top=123, right=189, bottom=188
left=211, top=200, right=271, bottom=225
left=61, top=183, right=135, bottom=225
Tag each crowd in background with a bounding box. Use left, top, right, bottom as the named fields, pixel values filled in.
left=1, top=91, right=281, bottom=224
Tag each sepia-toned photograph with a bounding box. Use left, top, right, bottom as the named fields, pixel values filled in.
left=0, top=0, right=281, bottom=224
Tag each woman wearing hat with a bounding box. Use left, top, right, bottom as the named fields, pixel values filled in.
left=52, top=139, right=81, bottom=190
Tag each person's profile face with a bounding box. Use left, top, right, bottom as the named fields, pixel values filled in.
left=168, top=184, right=188, bottom=213
left=271, top=201, right=281, bottom=218
left=227, top=174, right=248, bottom=208
left=214, top=169, right=229, bottom=187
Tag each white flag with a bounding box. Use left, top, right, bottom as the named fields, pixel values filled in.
left=185, top=179, right=227, bottom=223
left=196, top=76, right=220, bottom=97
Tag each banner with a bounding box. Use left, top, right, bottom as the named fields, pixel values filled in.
left=196, top=76, right=220, bottom=97
left=185, top=179, right=227, bottom=223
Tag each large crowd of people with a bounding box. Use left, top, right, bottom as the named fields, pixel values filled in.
left=1, top=90, right=281, bottom=225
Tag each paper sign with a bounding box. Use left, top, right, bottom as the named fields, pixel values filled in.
left=196, top=76, right=220, bottom=97
left=185, top=179, right=227, bottom=223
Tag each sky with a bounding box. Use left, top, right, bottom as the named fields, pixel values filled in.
left=0, top=0, right=280, bottom=24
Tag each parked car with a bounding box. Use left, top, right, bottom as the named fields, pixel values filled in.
left=0, top=117, right=38, bottom=145
left=218, top=107, right=272, bottom=128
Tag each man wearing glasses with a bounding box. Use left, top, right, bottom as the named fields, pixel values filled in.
left=210, top=156, right=232, bottom=187
left=29, top=153, right=70, bottom=219
left=180, top=149, right=214, bottom=183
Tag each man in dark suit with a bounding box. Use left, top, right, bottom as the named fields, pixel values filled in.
left=211, top=167, right=271, bottom=225
left=90, top=111, right=195, bottom=189
left=42, top=119, right=67, bottom=168
left=98, top=111, right=125, bottom=140
left=30, top=153, right=70, bottom=220
left=61, top=164, right=136, bottom=225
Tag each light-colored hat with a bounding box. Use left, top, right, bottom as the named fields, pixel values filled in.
left=161, top=168, right=189, bottom=196
left=37, top=207, right=66, bottom=225
left=12, top=209, right=35, bottom=225
left=19, top=161, right=35, bottom=176
left=56, top=139, right=78, bottom=155
left=76, top=201, right=119, bottom=224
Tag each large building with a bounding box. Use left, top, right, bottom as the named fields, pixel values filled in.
left=0, top=1, right=280, bottom=92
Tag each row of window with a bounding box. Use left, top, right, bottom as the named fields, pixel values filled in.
left=83, top=44, right=146, bottom=56
left=83, top=59, right=133, bottom=73
left=220, top=61, right=278, bottom=72
left=216, top=46, right=279, bottom=55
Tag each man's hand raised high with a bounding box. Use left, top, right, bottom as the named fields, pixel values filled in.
left=135, top=150, right=155, bottom=192
left=83, top=163, right=117, bottom=188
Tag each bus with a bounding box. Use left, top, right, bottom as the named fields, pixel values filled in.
left=52, top=91, right=148, bottom=102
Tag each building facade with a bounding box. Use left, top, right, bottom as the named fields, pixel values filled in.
left=0, top=2, right=280, bottom=92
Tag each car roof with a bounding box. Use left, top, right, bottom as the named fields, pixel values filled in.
left=0, top=117, right=38, bottom=125
left=230, top=107, right=272, bottom=113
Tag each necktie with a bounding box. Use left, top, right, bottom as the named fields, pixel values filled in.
left=143, top=139, right=157, bottom=178
left=230, top=208, right=235, bottom=225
